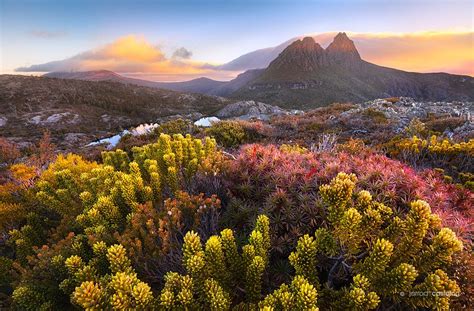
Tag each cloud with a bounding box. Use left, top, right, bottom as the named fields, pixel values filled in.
left=29, top=30, right=67, bottom=39
left=16, top=35, right=213, bottom=80
left=172, top=47, right=193, bottom=59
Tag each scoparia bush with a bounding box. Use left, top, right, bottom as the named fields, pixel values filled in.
left=2, top=134, right=225, bottom=309
left=160, top=175, right=463, bottom=310
left=224, top=144, right=321, bottom=254
left=386, top=135, right=473, bottom=188
left=224, top=144, right=471, bottom=251
left=159, top=215, right=270, bottom=309
left=206, top=120, right=247, bottom=148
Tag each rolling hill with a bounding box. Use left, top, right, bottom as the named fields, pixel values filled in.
left=44, top=70, right=227, bottom=95
left=0, top=75, right=230, bottom=149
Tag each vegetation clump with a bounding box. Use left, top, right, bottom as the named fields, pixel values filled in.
left=206, top=120, right=247, bottom=148
left=0, top=128, right=472, bottom=310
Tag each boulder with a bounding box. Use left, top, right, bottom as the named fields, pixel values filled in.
left=216, top=100, right=287, bottom=120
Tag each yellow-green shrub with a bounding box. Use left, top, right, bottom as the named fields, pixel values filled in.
left=206, top=121, right=247, bottom=148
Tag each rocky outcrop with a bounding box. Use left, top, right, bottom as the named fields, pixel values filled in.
left=216, top=100, right=289, bottom=120
left=338, top=97, right=473, bottom=135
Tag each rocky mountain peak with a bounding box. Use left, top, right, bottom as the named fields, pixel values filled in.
left=296, top=36, right=324, bottom=52
left=326, top=32, right=361, bottom=64
left=264, top=37, right=326, bottom=74
left=263, top=33, right=363, bottom=77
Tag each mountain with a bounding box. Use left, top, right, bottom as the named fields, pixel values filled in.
left=231, top=33, right=474, bottom=109
left=257, top=33, right=361, bottom=80
left=158, top=77, right=226, bottom=94
left=216, top=32, right=473, bottom=75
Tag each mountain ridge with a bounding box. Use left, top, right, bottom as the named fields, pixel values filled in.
left=43, top=32, right=474, bottom=109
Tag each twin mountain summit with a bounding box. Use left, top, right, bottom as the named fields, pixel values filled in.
left=46, top=33, right=474, bottom=109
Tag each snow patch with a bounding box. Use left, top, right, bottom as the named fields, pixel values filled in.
left=30, top=116, right=42, bottom=125
left=0, top=117, right=7, bottom=127
left=194, top=117, right=220, bottom=127
left=131, top=123, right=159, bottom=136
left=87, top=123, right=159, bottom=149
left=88, top=130, right=130, bottom=149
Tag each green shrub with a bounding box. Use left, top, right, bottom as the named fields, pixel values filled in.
left=154, top=118, right=200, bottom=136
left=162, top=173, right=463, bottom=310
left=424, top=116, right=465, bottom=134
left=159, top=215, right=270, bottom=309
left=206, top=121, right=247, bottom=148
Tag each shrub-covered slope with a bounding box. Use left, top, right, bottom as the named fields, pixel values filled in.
left=0, top=131, right=472, bottom=310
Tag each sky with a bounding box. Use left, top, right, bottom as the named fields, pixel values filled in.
left=1, top=0, right=473, bottom=81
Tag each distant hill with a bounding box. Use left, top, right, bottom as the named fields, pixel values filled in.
left=0, top=75, right=229, bottom=149
left=44, top=70, right=226, bottom=94
left=231, top=33, right=474, bottom=109
left=208, top=69, right=264, bottom=96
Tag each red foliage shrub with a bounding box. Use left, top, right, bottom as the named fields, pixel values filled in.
left=0, top=138, right=20, bottom=165
left=315, top=151, right=473, bottom=238
left=28, top=131, right=56, bottom=169
left=224, top=144, right=322, bottom=253
left=224, top=144, right=472, bottom=248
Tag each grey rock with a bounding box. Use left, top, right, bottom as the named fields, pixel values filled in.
left=338, top=97, right=474, bottom=133
left=64, top=133, right=88, bottom=144
left=216, top=100, right=287, bottom=120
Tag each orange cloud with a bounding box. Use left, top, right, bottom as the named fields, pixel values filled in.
left=102, top=35, right=165, bottom=62
left=306, top=31, right=474, bottom=76
left=15, top=35, right=217, bottom=81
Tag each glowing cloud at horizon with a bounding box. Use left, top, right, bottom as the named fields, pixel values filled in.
left=15, top=31, right=474, bottom=81
left=15, top=35, right=224, bottom=81
left=307, top=31, right=474, bottom=76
